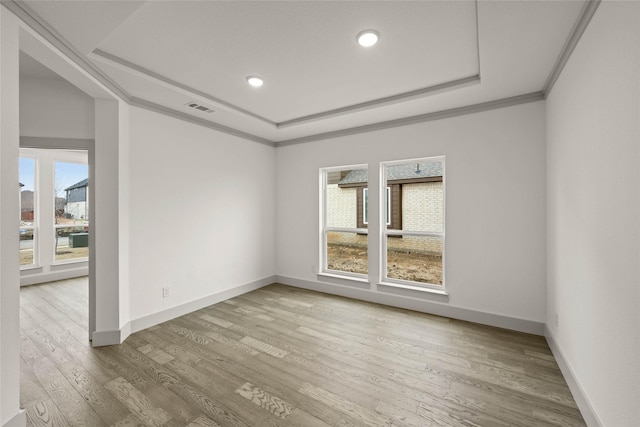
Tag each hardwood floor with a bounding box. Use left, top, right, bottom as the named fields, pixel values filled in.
left=20, top=278, right=586, bottom=426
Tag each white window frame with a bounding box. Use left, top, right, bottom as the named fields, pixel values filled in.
left=363, top=187, right=391, bottom=226
left=319, top=164, right=369, bottom=281
left=19, top=155, right=39, bottom=269
left=379, top=156, right=446, bottom=292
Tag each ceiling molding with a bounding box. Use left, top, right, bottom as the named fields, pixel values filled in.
left=130, top=98, right=275, bottom=147
left=2, top=0, right=132, bottom=102
left=275, top=92, right=544, bottom=147
left=20, top=136, right=93, bottom=150
left=276, top=75, right=481, bottom=129
left=91, top=49, right=277, bottom=127
left=543, top=0, right=601, bottom=98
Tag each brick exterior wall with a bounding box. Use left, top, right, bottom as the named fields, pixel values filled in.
left=326, top=184, right=357, bottom=229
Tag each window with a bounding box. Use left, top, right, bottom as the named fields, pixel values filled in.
left=54, top=161, right=89, bottom=263
left=19, top=157, right=37, bottom=267
left=381, top=158, right=445, bottom=289
left=320, top=165, right=368, bottom=277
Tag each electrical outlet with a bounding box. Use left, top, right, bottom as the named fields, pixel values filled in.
left=162, top=287, right=170, bottom=298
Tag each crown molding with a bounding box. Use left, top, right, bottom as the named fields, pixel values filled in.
left=130, top=97, right=275, bottom=147
left=2, top=0, right=132, bottom=102
left=277, top=75, right=481, bottom=129
left=543, top=0, right=601, bottom=98
left=275, top=91, right=544, bottom=147
left=91, top=49, right=276, bottom=127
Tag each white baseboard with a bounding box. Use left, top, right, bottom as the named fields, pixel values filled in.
left=276, top=275, right=545, bottom=335
left=90, top=276, right=275, bottom=347
left=544, top=326, right=603, bottom=427
left=91, top=328, right=124, bottom=347
left=129, top=275, right=276, bottom=335
left=3, top=410, right=26, bottom=427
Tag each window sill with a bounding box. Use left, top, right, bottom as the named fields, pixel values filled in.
left=52, top=258, right=88, bottom=267
left=378, top=281, right=449, bottom=297
left=20, top=265, right=42, bottom=272
left=318, top=271, right=369, bottom=283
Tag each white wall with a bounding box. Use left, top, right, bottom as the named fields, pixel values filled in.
left=546, top=2, right=640, bottom=426
left=128, top=107, right=276, bottom=323
left=20, top=75, right=94, bottom=139
left=276, top=101, right=547, bottom=328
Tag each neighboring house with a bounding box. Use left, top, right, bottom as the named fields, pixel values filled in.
left=327, top=163, right=444, bottom=253
left=64, top=178, right=89, bottom=220
left=19, top=183, right=34, bottom=221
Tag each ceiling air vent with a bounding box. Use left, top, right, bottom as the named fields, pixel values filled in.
left=185, top=102, right=214, bottom=114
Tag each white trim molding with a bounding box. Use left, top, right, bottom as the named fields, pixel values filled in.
left=543, top=0, right=601, bottom=97
left=277, top=275, right=544, bottom=335
left=276, top=92, right=544, bottom=147
left=545, top=326, right=603, bottom=427
left=129, top=276, right=276, bottom=335
left=2, top=410, right=26, bottom=427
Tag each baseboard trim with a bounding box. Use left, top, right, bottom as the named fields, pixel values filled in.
left=544, top=326, right=603, bottom=427
left=276, top=275, right=544, bottom=335
left=91, top=328, right=123, bottom=347
left=129, top=275, right=276, bottom=335
left=3, top=409, right=26, bottom=427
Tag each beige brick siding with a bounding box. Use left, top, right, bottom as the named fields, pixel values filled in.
left=326, top=184, right=357, bottom=228
left=402, top=182, right=444, bottom=232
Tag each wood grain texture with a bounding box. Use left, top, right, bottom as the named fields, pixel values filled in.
left=20, top=278, right=586, bottom=426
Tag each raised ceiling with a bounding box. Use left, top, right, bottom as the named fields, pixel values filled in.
left=14, top=0, right=588, bottom=145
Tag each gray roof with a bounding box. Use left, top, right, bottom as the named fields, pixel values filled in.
left=339, top=162, right=442, bottom=185
left=64, top=178, right=89, bottom=191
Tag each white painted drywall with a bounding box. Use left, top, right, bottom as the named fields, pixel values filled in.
left=20, top=75, right=94, bottom=139
left=127, top=107, right=276, bottom=322
left=546, top=2, right=640, bottom=425
left=0, top=7, right=23, bottom=426
left=276, top=101, right=547, bottom=324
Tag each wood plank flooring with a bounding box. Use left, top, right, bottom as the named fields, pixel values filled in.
left=20, top=278, right=586, bottom=426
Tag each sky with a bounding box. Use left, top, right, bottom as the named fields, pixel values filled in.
left=19, top=158, right=88, bottom=196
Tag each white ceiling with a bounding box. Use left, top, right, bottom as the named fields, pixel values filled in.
left=18, top=0, right=587, bottom=144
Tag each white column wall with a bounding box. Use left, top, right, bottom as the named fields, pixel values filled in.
left=0, top=7, right=24, bottom=427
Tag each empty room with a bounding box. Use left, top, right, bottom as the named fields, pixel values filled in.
left=0, top=1, right=638, bottom=427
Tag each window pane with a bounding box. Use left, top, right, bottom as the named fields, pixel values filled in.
left=55, top=161, right=89, bottom=262
left=385, top=161, right=444, bottom=232
left=20, top=229, right=35, bottom=266
left=55, top=226, right=89, bottom=262
left=326, top=231, right=367, bottom=275
left=326, top=168, right=367, bottom=228
left=386, top=235, right=443, bottom=286
left=20, top=157, right=36, bottom=267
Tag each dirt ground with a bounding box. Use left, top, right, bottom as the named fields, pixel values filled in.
left=20, top=247, right=89, bottom=266
left=327, top=243, right=443, bottom=285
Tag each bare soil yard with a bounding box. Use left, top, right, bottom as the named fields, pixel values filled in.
left=20, top=247, right=89, bottom=266
left=327, top=243, right=442, bottom=285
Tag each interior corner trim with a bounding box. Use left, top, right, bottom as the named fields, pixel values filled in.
left=543, top=0, right=601, bottom=98
left=3, top=0, right=132, bottom=103
left=276, top=91, right=544, bottom=147
left=130, top=97, right=276, bottom=147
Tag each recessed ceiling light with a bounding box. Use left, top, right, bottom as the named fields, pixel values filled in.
left=357, top=30, right=379, bottom=47
left=246, top=76, right=264, bottom=87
